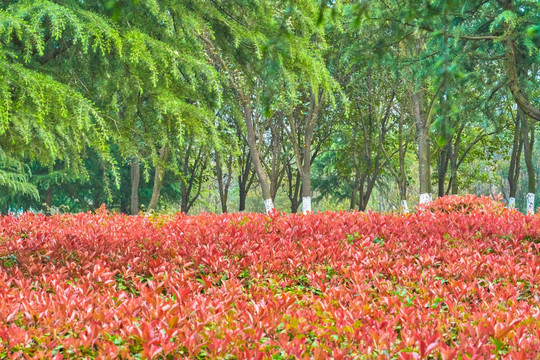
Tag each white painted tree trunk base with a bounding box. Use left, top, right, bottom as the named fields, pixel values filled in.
left=302, top=197, right=311, bottom=214
left=264, top=199, right=274, bottom=214
left=419, top=193, right=432, bottom=204
left=401, top=200, right=409, bottom=213
left=508, top=197, right=516, bottom=210
left=527, top=193, right=535, bottom=215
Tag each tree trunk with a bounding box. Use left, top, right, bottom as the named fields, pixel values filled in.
left=520, top=109, right=535, bottom=214
left=350, top=171, right=359, bottom=210
left=45, top=185, right=53, bottom=208
left=180, top=141, right=207, bottom=214
left=286, top=90, right=324, bottom=214
left=358, top=176, right=369, bottom=211
left=286, top=165, right=302, bottom=213
left=237, top=148, right=254, bottom=212
left=508, top=114, right=523, bottom=209
left=268, top=119, right=285, bottom=203
left=215, top=151, right=228, bottom=213
left=396, top=113, right=409, bottom=212
left=301, top=91, right=323, bottom=214
left=148, top=145, right=169, bottom=212
left=130, top=157, right=140, bottom=215
left=291, top=198, right=301, bottom=213
left=411, top=89, right=431, bottom=203
left=505, top=40, right=540, bottom=121
left=358, top=190, right=367, bottom=212
left=437, top=143, right=451, bottom=197
left=301, top=134, right=313, bottom=214
left=448, top=127, right=462, bottom=195
left=450, top=154, right=459, bottom=195
left=239, top=185, right=247, bottom=212
left=243, top=103, right=273, bottom=213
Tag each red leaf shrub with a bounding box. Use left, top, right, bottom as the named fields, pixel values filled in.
left=419, top=194, right=508, bottom=214
left=1, top=196, right=540, bottom=359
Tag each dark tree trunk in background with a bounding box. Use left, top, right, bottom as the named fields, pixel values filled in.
left=238, top=188, right=247, bottom=211
left=238, top=163, right=255, bottom=212
left=237, top=139, right=255, bottom=212
left=45, top=185, right=53, bottom=208
left=130, top=157, right=140, bottom=215
left=450, top=152, right=459, bottom=195
left=437, top=143, right=451, bottom=197
left=120, top=195, right=128, bottom=214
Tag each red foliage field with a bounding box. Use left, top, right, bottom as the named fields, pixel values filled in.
left=1, top=195, right=540, bottom=359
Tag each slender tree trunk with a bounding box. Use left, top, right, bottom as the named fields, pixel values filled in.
left=399, top=170, right=408, bottom=213
left=411, top=89, right=431, bottom=203
left=438, top=144, right=451, bottom=197
left=301, top=91, right=323, bottom=214
left=450, top=153, right=459, bottom=195
left=237, top=149, right=253, bottom=212
left=239, top=184, right=247, bottom=212
left=396, top=114, right=409, bottom=212
left=148, top=145, right=169, bottom=212
left=350, top=171, right=359, bottom=210
left=288, top=173, right=302, bottom=213
left=508, top=115, right=523, bottom=209
left=520, top=109, right=536, bottom=214
left=291, top=199, right=301, bottom=213
left=286, top=165, right=302, bottom=213
left=45, top=185, right=53, bottom=208
left=215, top=151, right=228, bottom=213
left=243, top=103, right=273, bottom=213
left=269, top=123, right=284, bottom=202
left=180, top=143, right=206, bottom=214
left=301, top=137, right=313, bottom=214
left=358, top=176, right=368, bottom=211
left=360, top=170, right=381, bottom=212
left=448, top=127, right=462, bottom=195
left=180, top=183, right=188, bottom=213
left=130, top=157, right=140, bottom=215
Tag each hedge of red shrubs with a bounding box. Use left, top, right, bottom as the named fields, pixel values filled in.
left=1, top=195, right=540, bottom=359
